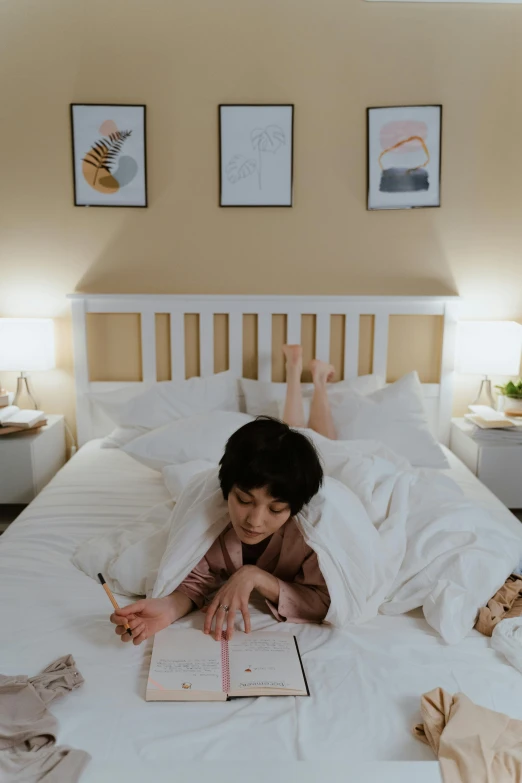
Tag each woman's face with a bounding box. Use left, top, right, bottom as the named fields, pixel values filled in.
left=228, top=485, right=292, bottom=544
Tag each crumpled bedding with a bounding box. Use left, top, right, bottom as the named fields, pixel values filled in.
left=73, top=432, right=522, bottom=644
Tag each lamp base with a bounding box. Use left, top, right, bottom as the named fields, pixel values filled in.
left=13, top=373, right=38, bottom=409
left=471, top=376, right=495, bottom=409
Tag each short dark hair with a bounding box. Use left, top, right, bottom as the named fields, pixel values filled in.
left=219, top=417, right=323, bottom=516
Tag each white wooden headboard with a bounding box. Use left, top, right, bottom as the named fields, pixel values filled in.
left=68, top=294, right=460, bottom=447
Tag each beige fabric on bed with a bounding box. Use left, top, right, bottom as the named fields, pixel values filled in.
left=475, top=575, right=522, bottom=637
left=0, top=655, right=90, bottom=782
left=413, top=687, right=522, bottom=783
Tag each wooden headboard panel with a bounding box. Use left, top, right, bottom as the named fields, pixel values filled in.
left=68, top=294, right=460, bottom=447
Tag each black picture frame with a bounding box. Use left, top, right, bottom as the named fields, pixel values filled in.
left=219, top=104, right=294, bottom=207
left=70, top=103, right=148, bottom=208
left=366, top=104, right=442, bottom=211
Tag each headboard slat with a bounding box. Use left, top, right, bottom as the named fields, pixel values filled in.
left=438, top=300, right=460, bottom=447
left=199, top=312, right=214, bottom=377
left=373, top=314, right=389, bottom=378
left=170, top=311, right=186, bottom=380
left=257, top=313, right=272, bottom=382
left=344, top=314, right=360, bottom=379
left=286, top=312, right=301, bottom=345
left=228, top=312, right=243, bottom=376
left=140, top=311, right=157, bottom=383
left=70, top=297, right=91, bottom=447
left=315, top=314, right=331, bottom=363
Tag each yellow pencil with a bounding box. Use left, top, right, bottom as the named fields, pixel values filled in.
left=98, top=573, right=132, bottom=637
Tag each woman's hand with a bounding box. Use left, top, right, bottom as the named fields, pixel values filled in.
left=203, top=566, right=259, bottom=641
left=110, top=592, right=193, bottom=645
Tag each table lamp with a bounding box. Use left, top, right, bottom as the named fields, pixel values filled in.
left=455, top=321, right=522, bottom=408
left=0, top=318, right=56, bottom=408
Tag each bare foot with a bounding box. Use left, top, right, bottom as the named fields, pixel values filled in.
left=310, top=359, right=335, bottom=385
left=283, top=344, right=303, bottom=370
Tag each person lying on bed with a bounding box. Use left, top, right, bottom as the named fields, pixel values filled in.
left=110, top=346, right=338, bottom=645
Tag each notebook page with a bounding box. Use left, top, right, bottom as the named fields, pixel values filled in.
left=228, top=633, right=306, bottom=693
left=148, top=627, right=223, bottom=695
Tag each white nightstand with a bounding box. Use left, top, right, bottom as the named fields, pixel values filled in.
left=0, top=414, right=66, bottom=505
left=450, top=417, right=522, bottom=509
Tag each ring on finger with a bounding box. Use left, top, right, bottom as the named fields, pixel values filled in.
left=219, top=604, right=229, bottom=613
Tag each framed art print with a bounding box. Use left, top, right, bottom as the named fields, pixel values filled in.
left=367, top=105, right=442, bottom=210
left=70, top=104, right=147, bottom=207
left=219, top=104, right=294, bottom=207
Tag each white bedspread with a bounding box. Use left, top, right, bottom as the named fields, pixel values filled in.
left=2, top=441, right=522, bottom=781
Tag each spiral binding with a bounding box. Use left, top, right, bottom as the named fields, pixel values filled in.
left=221, top=633, right=230, bottom=693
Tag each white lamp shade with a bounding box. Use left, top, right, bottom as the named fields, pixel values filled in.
left=456, top=321, right=522, bottom=375
left=0, top=318, right=56, bottom=371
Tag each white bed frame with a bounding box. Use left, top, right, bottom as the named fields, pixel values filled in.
left=68, top=294, right=460, bottom=447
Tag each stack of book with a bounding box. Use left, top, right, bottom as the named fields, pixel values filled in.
left=0, top=406, right=47, bottom=435
left=465, top=405, right=522, bottom=444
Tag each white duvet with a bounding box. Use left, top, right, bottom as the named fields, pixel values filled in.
left=73, top=432, right=522, bottom=644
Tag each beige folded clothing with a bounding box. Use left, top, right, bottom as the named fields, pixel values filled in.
left=0, top=654, right=90, bottom=782
left=475, top=574, right=522, bottom=637
left=414, top=687, right=522, bottom=783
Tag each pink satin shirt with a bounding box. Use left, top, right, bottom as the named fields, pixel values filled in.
left=177, top=519, right=330, bottom=624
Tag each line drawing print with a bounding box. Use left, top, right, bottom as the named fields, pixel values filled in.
left=226, top=124, right=286, bottom=189
left=225, top=154, right=257, bottom=184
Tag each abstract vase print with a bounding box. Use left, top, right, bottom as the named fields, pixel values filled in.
left=378, top=120, right=430, bottom=194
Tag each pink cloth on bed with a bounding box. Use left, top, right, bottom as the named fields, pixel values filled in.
left=176, top=519, right=330, bottom=623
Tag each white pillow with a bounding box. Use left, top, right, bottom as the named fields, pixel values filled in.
left=123, top=411, right=254, bottom=471
left=101, top=425, right=149, bottom=449
left=322, top=371, right=448, bottom=469
left=240, top=374, right=385, bottom=419
left=90, top=371, right=241, bottom=446
left=162, top=460, right=217, bottom=499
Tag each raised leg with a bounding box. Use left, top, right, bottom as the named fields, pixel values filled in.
left=282, top=345, right=306, bottom=428
left=308, top=360, right=337, bottom=440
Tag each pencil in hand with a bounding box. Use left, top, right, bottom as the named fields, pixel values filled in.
left=98, top=573, right=133, bottom=637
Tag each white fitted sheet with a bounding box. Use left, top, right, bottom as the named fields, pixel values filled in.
left=1, top=441, right=522, bottom=781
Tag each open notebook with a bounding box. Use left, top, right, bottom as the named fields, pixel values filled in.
left=146, top=628, right=309, bottom=701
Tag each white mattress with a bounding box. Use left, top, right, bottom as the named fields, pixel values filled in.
left=2, top=442, right=522, bottom=782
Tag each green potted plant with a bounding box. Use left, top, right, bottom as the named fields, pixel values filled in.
left=495, top=380, right=522, bottom=415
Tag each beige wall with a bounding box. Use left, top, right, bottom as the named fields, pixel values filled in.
left=1, top=0, right=522, bottom=435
